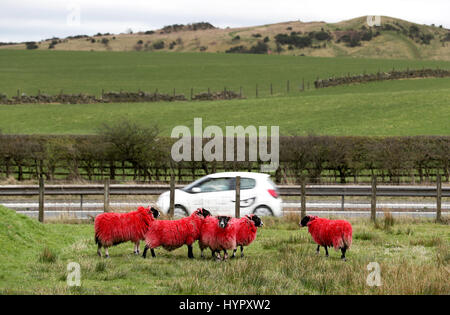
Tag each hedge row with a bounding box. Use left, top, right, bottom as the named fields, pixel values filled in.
left=0, top=133, right=448, bottom=184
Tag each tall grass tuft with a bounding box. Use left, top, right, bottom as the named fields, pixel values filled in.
left=39, top=247, right=57, bottom=263
left=383, top=211, right=395, bottom=230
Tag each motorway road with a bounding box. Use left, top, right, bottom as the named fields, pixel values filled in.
left=1, top=200, right=448, bottom=219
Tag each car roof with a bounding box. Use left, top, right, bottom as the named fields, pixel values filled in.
left=206, top=172, right=270, bottom=179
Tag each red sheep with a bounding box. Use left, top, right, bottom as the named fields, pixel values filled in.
left=199, top=216, right=238, bottom=260
left=95, top=206, right=160, bottom=258
left=300, top=215, right=352, bottom=261
left=143, top=208, right=211, bottom=259
left=230, top=214, right=264, bottom=258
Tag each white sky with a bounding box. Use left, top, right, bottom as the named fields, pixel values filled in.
left=1, top=0, right=449, bottom=42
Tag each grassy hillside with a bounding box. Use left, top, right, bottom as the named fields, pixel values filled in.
left=2, top=16, right=449, bottom=60
left=0, top=50, right=449, bottom=98
left=0, top=50, right=449, bottom=136
left=0, top=206, right=448, bottom=294
left=1, top=82, right=449, bottom=136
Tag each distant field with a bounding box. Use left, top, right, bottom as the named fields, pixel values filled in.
left=1, top=83, right=449, bottom=136
left=1, top=50, right=450, bottom=98
left=0, top=50, right=449, bottom=136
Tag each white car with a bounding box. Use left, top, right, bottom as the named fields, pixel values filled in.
left=156, top=172, right=282, bottom=217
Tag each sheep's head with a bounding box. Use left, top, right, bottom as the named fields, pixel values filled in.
left=194, top=208, right=211, bottom=218
left=246, top=214, right=263, bottom=227
left=300, top=215, right=317, bottom=227
left=218, top=216, right=231, bottom=229
left=150, top=207, right=160, bottom=219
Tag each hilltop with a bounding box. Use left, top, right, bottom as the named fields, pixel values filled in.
left=1, top=16, right=449, bottom=60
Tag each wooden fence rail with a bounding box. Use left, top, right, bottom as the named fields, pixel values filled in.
left=1, top=180, right=447, bottom=223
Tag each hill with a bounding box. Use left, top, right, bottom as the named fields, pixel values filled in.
left=0, top=49, right=449, bottom=136
left=2, top=16, right=449, bottom=60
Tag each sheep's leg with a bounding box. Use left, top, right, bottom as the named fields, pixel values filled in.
left=341, top=247, right=347, bottom=261
left=223, top=250, right=229, bottom=261
left=214, top=251, right=222, bottom=261
left=200, top=248, right=204, bottom=258
left=134, top=242, right=140, bottom=255
left=97, top=243, right=102, bottom=257
left=104, top=247, right=110, bottom=259
left=187, top=245, right=194, bottom=259
left=142, top=245, right=149, bottom=258
left=143, top=245, right=156, bottom=258
left=324, top=246, right=329, bottom=257
left=240, top=246, right=244, bottom=258
left=231, top=249, right=237, bottom=259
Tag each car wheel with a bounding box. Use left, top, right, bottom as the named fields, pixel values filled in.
left=174, top=205, right=189, bottom=218
left=253, top=206, right=274, bottom=217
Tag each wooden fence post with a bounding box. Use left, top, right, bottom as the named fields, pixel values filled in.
left=235, top=176, right=241, bottom=218
left=104, top=179, right=110, bottom=213
left=38, top=177, right=44, bottom=223
left=437, top=174, right=442, bottom=223
left=371, top=175, right=377, bottom=222
left=240, top=86, right=242, bottom=98
left=301, top=179, right=306, bottom=218
left=270, top=83, right=273, bottom=95
left=169, top=174, right=175, bottom=217
left=190, top=88, right=193, bottom=100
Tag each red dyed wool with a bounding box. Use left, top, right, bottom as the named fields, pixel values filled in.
left=95, top=206, right=156, bottom=247
left=199, top=216, right=237, bottom=252
left=231, top=215, right=259, bottom=247
left=306, top=216, right=353, bottom=250
left=145, top=209, right=207, bottom=251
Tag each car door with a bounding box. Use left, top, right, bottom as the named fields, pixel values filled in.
left=188, top=177, right=235, bottom=216
left=230, top=177, right=258, bottom=216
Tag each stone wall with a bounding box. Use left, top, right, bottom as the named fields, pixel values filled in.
left=314, top=68, right=450, bottom=89
left=0, top=89, right=244, bottom=105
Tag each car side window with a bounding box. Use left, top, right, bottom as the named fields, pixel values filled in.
left=230, top=177, right=256, bottom=190
left=196, top=178, right=232, bottom=193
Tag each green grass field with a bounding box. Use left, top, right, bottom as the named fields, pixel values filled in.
left=1, top=50, right=449, bottom=97
left=1, top=83, right=449, bottom=136
left=0, top=206, right=448, bottom=294
left=0, top=50, right=449, bottom=136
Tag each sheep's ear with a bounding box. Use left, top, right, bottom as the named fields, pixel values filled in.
left=201, top=208, right=211, bottom=218
left=150, top=207, right=160, bottom=218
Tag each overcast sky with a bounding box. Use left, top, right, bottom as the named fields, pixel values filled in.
left=1, top=0, right=449, bottom=42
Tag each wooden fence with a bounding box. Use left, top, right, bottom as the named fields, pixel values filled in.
left=1, top=175, right=447, bottom=223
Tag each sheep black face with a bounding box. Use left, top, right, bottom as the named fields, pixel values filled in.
left=251, top=215, right=263, bottom=227
left=300, top=215, right=312, bottom=227
left=201, top=208, right=212, bottom=218
left=150, top=207, right=160, bottom=219
left=218, top=216, right=231, bottom=229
